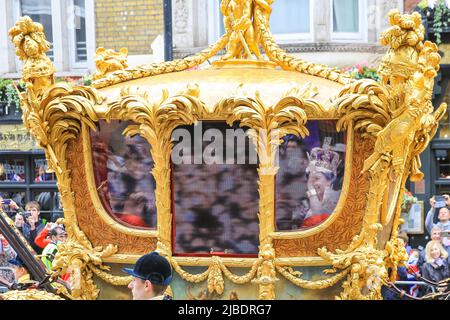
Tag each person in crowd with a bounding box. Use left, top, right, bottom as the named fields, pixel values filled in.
left=23, top=201, right=46, bottom=254
left=35, top=165, right=45, bottom=182
left=41, top=226, right=67, bottom=271
left=8, top=256, right=30, bottom=285
left=425, top=195, right=450, bottom=234
left=0, top=233, right=16, bottom=287
left=421, top=240, right=450, bottom=293
left=14, top=213, right=31, bottom=242
left=123, top=252, right=173, bottom=300
left=34, top=222, right=56, bottom=250
left=0, top=197, right=22, bottom=218
left=418, top=226, right=449, bottom=268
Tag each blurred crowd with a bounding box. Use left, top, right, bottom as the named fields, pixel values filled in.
left=383, top=195, right=450, bottom=299
left=91, top=125, right=157, bottom=229
left=0, top=199, right=69, bottom=291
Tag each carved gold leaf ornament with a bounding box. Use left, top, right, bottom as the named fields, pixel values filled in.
left=8, top=6, right=446, bottom=300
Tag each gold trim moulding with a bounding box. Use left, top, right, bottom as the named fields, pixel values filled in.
left=103, top=254, right=330, bottom=267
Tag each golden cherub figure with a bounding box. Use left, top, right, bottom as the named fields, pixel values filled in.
left=221, top=0, right=265, bottom=60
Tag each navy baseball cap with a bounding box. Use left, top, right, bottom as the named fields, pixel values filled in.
left=122, top=252, right=172, bottom=286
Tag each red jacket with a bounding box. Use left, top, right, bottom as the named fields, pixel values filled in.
left=34, top=228, right=51, bottom=249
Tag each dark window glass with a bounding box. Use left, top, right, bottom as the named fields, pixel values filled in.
left=0, top=158, right=25, bottom=182
left=276, top=121, right=346, bottom=231
left=437, top=149, right=450, bottom=179
left=33, top=157, right=56, bottom=183
left=90, top=120, right=157, bottom=230
left=172, top=122, right=259, bottom=256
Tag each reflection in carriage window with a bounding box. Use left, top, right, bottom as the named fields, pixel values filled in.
left=173, top=122, right=259, bottom=255
left=90, top=120, right=157, bottom=230
left=276, top=121, right=346, bottom=231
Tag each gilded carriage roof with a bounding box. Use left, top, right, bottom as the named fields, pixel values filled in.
left=98, top=63, right=344, bottom=115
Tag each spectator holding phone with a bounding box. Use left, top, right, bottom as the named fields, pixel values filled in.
left=0, top=197, right=22, bottom=217
left=14, top=213, right=31, bottom=243
left=425, top=195, right=450, bottom=235
left=23, top=201, right=45, bottom=254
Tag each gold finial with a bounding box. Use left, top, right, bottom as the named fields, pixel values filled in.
left=8, top=16, right=55, bottom=97
left=221, top=0, right=274, bottom=61
left=378, top=9, right=425, bottom=85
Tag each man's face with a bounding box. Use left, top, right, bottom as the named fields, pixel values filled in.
left=128, top=277, right=151, bottom=300
left=431, top=229, right=442, bottom=241
left=15, top=214, right=24, bottom=227
left=53, top=230, right=67, bottom=244
left=438, top=208, right=450, bottom=222
left=29, top=207, right=39, bottom=220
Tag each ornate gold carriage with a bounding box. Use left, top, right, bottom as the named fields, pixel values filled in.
left=4, top=2, right=446, bottom=300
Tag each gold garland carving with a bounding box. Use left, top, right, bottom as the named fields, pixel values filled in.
left=276, top=266, right=350, bottom=290
left=253, top=4, right=353, bottom=85
left=92, top=34, right=230, bottom=89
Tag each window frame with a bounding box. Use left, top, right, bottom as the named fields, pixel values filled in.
left=208, top=0, right=314, bottom=45
left=330, top=0, right=368, bottom=42
left=11, top=0, right=94, bottom=73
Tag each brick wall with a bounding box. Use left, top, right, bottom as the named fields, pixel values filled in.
left=95, top=0, right=164, bottom=55
left=404, top=0, right=421, bottom=13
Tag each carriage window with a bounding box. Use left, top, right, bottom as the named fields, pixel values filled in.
left=90, top=120, right=157, bottom=230
left=276, top=120, right=346, bottom=231
left=172, top=122, right=259, bottom=256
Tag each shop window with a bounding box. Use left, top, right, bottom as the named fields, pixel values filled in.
left=32, top=157, right=56, bottom=183
left=437, top=149, right=450, bottom=179
left=172, top=122, right=259, bottom=256
left=0, top=158, right=25, bottom=183
left=90, top=120, right=157, bottom=230
left=276, top=121, right=346, bottom=231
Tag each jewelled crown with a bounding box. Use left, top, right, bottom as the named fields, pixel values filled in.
left=307, top=138, right=342, bottom=177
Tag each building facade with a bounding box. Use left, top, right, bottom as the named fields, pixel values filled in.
left=172, top=0, right=404, bottom=68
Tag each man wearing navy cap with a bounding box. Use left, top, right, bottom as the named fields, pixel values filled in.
left=123, top=252, right=173, bottom=300
left=8, top=256, right=30, bottom=285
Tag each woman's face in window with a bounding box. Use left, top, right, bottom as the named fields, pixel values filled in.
left=311, top=172, right=331, bottom=197
left=430, top=244, right=441, bottom=260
